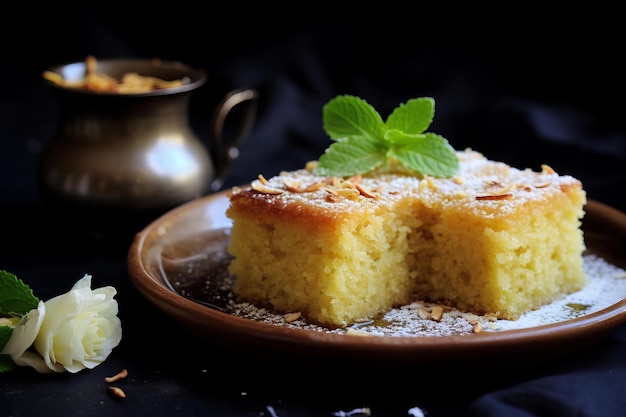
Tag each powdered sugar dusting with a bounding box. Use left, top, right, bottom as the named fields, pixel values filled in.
left=231, top=149, right=582, bottom=218
left=224, top=254, right=626, bottom=336
left=483, top=254, right=626, bottom=331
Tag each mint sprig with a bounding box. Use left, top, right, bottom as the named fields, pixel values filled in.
left=0, top=270, right=40, bottom=372
left=313, top=95, right=459, bottom=178
left=0, top=270, right=39, bottom=317
left=0, top=326, right=16, bottom=371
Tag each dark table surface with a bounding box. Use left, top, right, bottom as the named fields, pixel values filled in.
left=2, top=5, right=626, bottom=417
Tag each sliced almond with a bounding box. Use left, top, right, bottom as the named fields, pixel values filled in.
left=417, top=307, right=430, bottom=319
left=430, top=305, right=444, bottom=321
left=476, top=193, right=512, bottom=200
left=284, top=312, right=302, bottom=322
left=305, top=160, right=318, bottom=171
left=345, top=328, right=375, bottom=337
left=336, top=188, right=360, bottom=199
left=282, top=178, right=302, bottom=193
left=251, top=179, right=284, bottom=194
left=107, top=386, right=126, bottom=399
left=346, top=174, right=362, bottom=185
left=303, top=181, right=325, bottom=192
left=355, top=184, right=378, bottom=199
left=105, top=368, right=128, bottom=383
left=533, top=180, right=552, bottom=188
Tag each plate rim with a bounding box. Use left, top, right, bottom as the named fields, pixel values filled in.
left=128, top=192, right=626, bottom=363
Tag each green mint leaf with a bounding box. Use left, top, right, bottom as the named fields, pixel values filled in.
left=0, top=355, right=16, bottom=372
left=0, top=325, right=16, bottom=372
left=314, top=95, right=459, bottom=178
left=315, top=135, right=388, bottom=177
left=386, top=97, right=434, bottom=134
left=0, top=270, right=39, bottom=317
left=387, top=131, right=460, bottom=177
left=322, top=95, right=385, bottom=142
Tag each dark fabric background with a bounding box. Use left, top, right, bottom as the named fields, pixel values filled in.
left=1, top=4, right=625, bottom=417
left=3, top=6, right=625, bottom=210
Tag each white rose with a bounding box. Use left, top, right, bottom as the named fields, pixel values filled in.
left=1, top=301, right=50, bottom=373
left=2, top=274, right=122, bottom=373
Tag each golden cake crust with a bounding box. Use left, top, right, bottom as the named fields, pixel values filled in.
left=228, top=149, right=584, bottom=231
left=226, top=149, right=587, bottom=328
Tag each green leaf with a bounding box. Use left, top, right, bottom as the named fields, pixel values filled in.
left=314, top=95, right=459, bottom=178
left=0, top=325, right=16, bottom=372
left=388, top=131, right=460, bottom=177
left=386, top=97, right=434, bottom=134
left=0, top=270, right=39, bottom=317
left=315, top=136, right=388, bottom=177
left=322, top=95, right=385, bottom=142
left=0, top=355, right=16, bottom=372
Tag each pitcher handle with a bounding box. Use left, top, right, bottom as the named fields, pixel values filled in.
left=209, top=87, right=258, bottom=191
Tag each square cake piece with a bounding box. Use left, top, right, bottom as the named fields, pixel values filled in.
left=226, top=149, right=587, bottom=329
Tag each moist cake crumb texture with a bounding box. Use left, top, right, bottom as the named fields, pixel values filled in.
left=224, top=254, right=626, bottom=336
left=226, top=149, right=587, bottom=329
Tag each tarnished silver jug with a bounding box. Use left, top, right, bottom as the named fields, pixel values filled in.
left=39, top=58, right=257, bottom=238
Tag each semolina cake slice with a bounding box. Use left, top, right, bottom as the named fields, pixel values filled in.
left=226, top=95, right=587, bottom=329
left=405, top=151, right=587, bottom=320
left=226, top=149, right=587, bottom=328
left=227, top=172, right=421, bottom=329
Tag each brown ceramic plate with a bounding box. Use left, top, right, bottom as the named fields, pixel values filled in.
left=128, top=192, right=626, bottom=370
